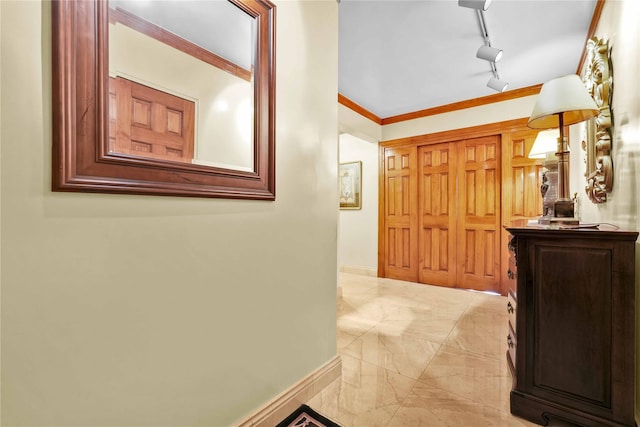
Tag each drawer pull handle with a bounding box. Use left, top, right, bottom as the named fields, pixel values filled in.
left=507, top=269, right=515, bottom=280
left=507, top=334, right=514, bottom=348
left=507, top=301, right=514, bottom=314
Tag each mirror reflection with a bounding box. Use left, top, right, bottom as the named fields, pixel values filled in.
left=108, top=0, right=256, bottom=172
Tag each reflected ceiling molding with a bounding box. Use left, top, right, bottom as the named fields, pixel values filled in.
left=109, top=6, right=252, bottom=81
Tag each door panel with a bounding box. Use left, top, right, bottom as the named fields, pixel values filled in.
left=418, top=143, right=456, bottom=286
left=383, top=147, right=417, bottom=281
left=456, top=136, right=501, bottom=292
left=109, top=76, right=195, bottom=163
left=500, top=129, right=543, bottom=295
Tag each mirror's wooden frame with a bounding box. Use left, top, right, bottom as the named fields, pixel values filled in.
left=52, top=0, right=276, bottom=199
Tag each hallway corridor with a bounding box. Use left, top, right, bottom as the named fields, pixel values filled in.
left=307, top=272, right=537, bottom=426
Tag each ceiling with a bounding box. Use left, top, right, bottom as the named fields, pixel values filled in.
left=338, top=0, right=598, bottom=119
left=113, top=0, right=254, bottom=69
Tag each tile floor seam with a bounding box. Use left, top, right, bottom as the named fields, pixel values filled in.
left=311, top=273, right=539, bottom=426
left=413, top=348, right=512, bottom=415
left=409, top=378, right=515, bottom=419
left=413, top=293, right=473, bottom=376
left=381, top=387, right=414, bottom=427
left=393, top=380, right=520, bottom=426
left=404, top=289, right=504, bottom=415
left=337, top=326, right=371, bottom=351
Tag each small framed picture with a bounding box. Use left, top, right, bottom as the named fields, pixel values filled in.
left=339, top=161, right=362, bottom=210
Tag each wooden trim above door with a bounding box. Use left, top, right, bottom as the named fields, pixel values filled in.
left=381, top=118, right=530, bottom=148
left=381, top=87, right=541, bottom=125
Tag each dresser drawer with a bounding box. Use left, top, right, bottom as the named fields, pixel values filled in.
left=507, top=291, right=516, bottom=332
left=507, top=323, right=516, bottom=368
left=507, top=256, right=517, bottom=292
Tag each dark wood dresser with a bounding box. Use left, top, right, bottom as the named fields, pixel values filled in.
left=505, top=223, right=638, bottom=427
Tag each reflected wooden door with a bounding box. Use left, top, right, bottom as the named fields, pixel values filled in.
left=455, top=136, right=501, bottom=292
left=109, top=77, right=195, bottom=162
left=418, top=143, right=456, bottom=287
left=382, top=147, right=418, bottom=281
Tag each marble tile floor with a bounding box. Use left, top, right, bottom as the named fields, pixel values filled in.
left=307, top=272, right=550, bottom=427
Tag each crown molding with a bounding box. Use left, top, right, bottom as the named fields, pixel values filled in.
left=338, top=84, right=542, bottom=126
left=337, top=94, right=382, bottom=125
left=576, top=0, right=606, bottom=74
left=381, top=85, right=542, bottom=125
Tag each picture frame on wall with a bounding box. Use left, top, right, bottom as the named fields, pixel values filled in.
left=339, top=161, right=362, bottom=210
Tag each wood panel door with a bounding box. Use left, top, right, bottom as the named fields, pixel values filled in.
left=418, top=143, right=456, bottom=287
left=109, top=77, right=195, bottom=163
left=456, top=136, right=501, bottom=292
left=500, top=129, right=543, bottom=295
left=381, top=147, right=418, bottom=281
left=379, top=120, right=542, bottom=295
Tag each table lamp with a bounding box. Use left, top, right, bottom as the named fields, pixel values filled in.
left=527, top=75, right=599, bottom=223
left=529, top=129, right=559, bottom=223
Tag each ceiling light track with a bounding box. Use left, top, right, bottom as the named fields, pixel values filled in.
left=476, top=9, right=508, bottom=92
left=458, top=1, right=509, bottom=93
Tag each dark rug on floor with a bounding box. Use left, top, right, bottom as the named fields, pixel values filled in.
left=275, top=404, right=341, bottom=427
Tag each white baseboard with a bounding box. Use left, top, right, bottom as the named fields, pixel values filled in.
left=235, top=355, right=342, bottom=427
left=339, top=265, right=377, bottom=277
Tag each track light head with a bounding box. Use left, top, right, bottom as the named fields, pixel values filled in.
left=487, top=77, right=509, bottom=92
left=477, top=45, right=503, bottom=62
left=458, top=0, right=492, bottom=11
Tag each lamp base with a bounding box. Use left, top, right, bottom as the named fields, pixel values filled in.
left=536, top=200, right=579, bottom=225
left=554, top=199, right=575, bottom=218
left=538, top=216, right=580, bottom=226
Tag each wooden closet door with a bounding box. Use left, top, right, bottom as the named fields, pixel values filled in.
left=500, top=130, right=543, bottom=295
left=456, top=136, right=501, bottom=292
left=418, top=143, right=457, bottom=287
left=382, top=147, right=418, bottom=281
left=110, top=77, right=195, bottom=163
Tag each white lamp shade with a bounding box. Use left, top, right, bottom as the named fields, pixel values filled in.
left=528, top=74, right=599, bottom=129
left=528, top=129, right=559, bottom=158
left=458, top=0, right=492, bottom=10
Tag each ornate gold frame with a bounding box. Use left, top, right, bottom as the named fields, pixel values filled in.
left=581, top=36, right=613, bottom=204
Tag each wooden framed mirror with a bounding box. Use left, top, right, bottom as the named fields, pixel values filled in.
left=52, top=0, right=276, bottom=199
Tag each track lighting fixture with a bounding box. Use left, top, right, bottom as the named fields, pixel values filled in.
left=477, top=45, right=502, bottom=62
left=458, top=0, right=492, bottom=11
left=459, top=0, right=508, bottom=93
left=487, top=77, right=508, bottom=92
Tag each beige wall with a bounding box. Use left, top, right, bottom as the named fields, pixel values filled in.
left=567, top=0, right=640, bottom=421
left=338, top=134, right=378, bottom=275
left=338, top=103, right=382, bottom=144
left=0, top=1, right=338, bottom=426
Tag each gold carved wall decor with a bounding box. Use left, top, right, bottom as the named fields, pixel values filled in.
left=581, top=36, right=613, bottom=204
